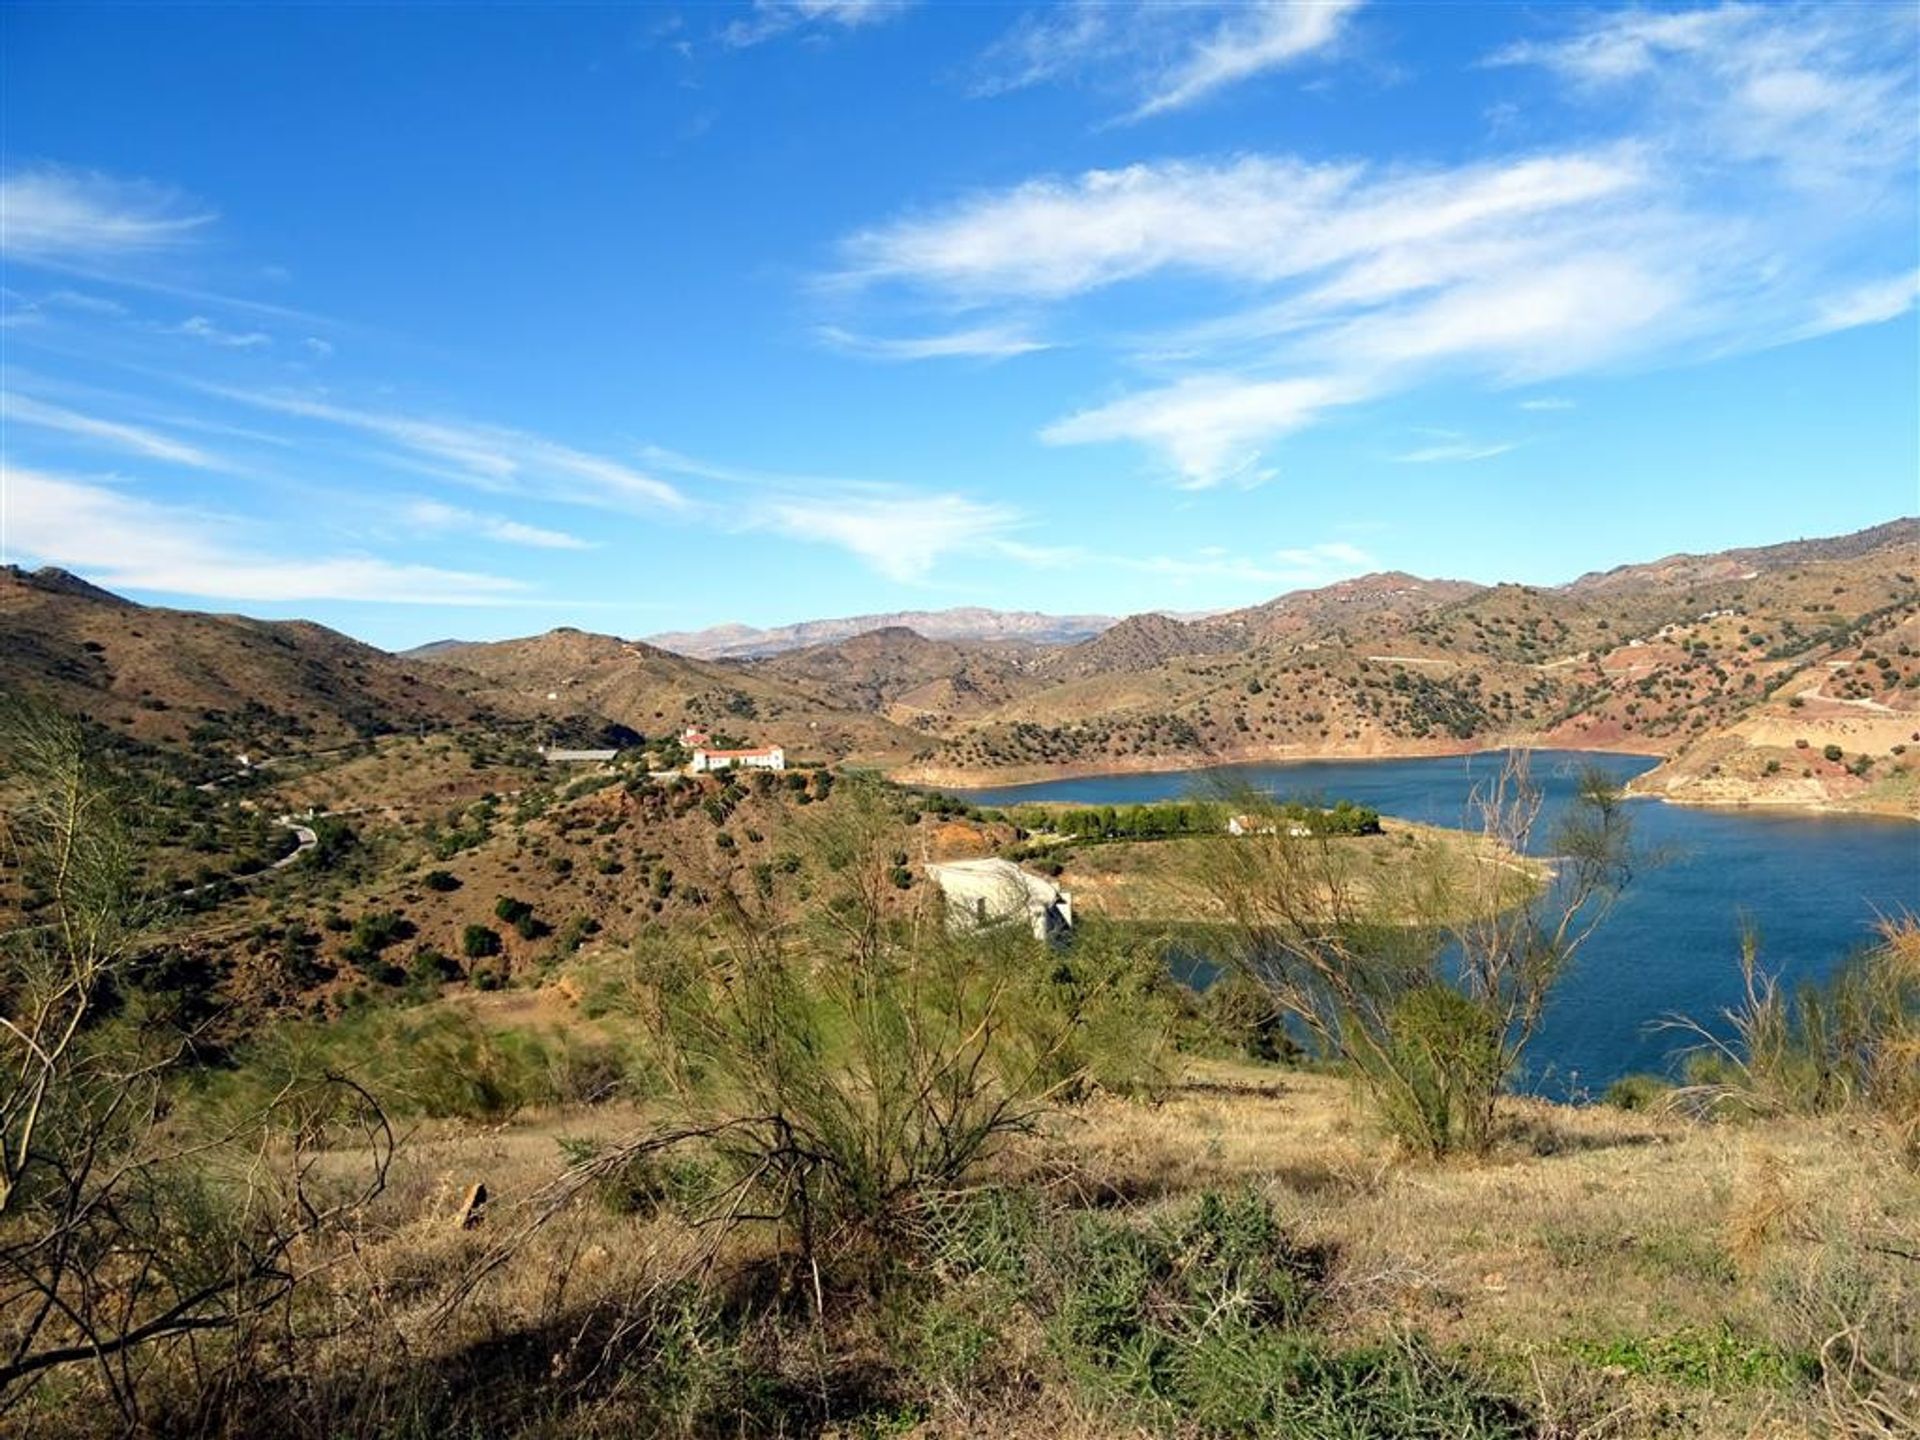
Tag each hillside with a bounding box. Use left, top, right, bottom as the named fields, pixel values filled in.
left=0, top=565, right=478, bottom=760
left=646, top=605, right=1119, bottom=658
left=7, top=520, right=1915, bottom=814
left=413, top=626, right=929, bottom=765
left=755, top=625, right=1044, bottom=728
left=1566, top=518, right=1920, bottom=596
left=882, top=520, right=1920, bottom=812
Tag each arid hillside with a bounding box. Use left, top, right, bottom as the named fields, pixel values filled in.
left=872, top=520, right=1920, bottom=810
left=0, top=565, right=478, bottom=758
left=413, top=626, right=929, bottom=766
left=5, top=520, right=1915, bottom=813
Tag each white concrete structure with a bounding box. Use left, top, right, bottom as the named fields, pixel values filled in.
left=1227, top=814, right=1312, bottom=838
left=541, top=747, right=619, bottom=763
left=926, top=858, right=1073, bottom=942
left=690, top=745, right=785, bottom=773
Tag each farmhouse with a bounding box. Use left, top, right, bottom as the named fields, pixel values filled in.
left=1227, top=814, right=1313, bottom=838
left=690, top=745, right=785, bottom=773
left=926, top=858, right=1073, bottom=942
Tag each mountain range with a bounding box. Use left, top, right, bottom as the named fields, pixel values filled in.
left=5, top=518, right=1915, bottom=814
left=641, top=606, right=1122, bottom=659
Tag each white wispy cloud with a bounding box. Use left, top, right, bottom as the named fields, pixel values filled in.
left=0, top=168, right=214, bottom=262
left=839, top=149, right=1643, bottom=301
left=176, top=314, right=271, bottom=349
left=992, top=536, right=1379, bottom=591
left=1489, top=2, right=1919, bottom=188
left=842, top=3, right=1915, bottom=487
left=1042, top=375, right=1361, bottom=489
left=755, top=490, right=1018, bottom=582
left=1, top=391, right=221, bottom=469
left=1517, top=396, right=1575, bottom=411
left=1392, top=439, right=1517, bottom=464
left=302, top=336, right=335, bottom=359
left=44, top=289, right=128, bottom=316
left=1130, top=0, right=1364, bottom=120
left=815, top=323, right=1052, bottom=361
left=638, top=446, right=1023, bottom=581
left=403, top=498, right=597, bottom=551
left=1, top=166, right=332, bottom=325
left=975, top=1, right=1362, bottom=121
left=723, top=0, right=909, bottom=48
left=2, top=465, right=526, bottom=604
left=1792, top=268, right=1920, bottom=341
left=207, top=387, right=690, bottom=512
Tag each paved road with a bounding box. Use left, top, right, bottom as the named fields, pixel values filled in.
left=271, top=816, right=319, bottom=868
left=177, top=813, right=318, bottom=898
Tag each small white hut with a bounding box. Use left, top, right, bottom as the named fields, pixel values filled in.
left=925, top=858, right=1073, bottom=942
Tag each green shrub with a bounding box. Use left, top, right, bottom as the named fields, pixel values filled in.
left=1603, top=1073, right=1673, bottom=1111
left=462, top=923, right=502, bottom=959
left=628, top=778, right=1170, bottom=1261
left=1679, top=923, right=1919, bottom=1164
left=1196, top=757, right=1633, bottom=1156
left=1036, top=1190, right=1524, bottom=1438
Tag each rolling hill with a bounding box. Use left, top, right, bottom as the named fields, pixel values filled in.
left=0, top=565, right=478, bottom=758
left=6, top=519, right=1915, bottom=814
left=410, top=626, right=930, bottom=764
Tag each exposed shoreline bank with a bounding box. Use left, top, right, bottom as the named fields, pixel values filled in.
left=892, top=740, right=1915, bottom=821
left=894, top=738, right=1664, bottom=795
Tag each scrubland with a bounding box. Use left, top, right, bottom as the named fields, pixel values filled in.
left=3, top=706, right=1915, bottom=1439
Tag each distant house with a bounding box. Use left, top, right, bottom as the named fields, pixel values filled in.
left=681, top=725, right=711, bottom=746
left=690, top=745, right=785, bottom=773
left=926, top=858, right=1073, bottom=942
left=1227, top=814, right=1312, bottom=838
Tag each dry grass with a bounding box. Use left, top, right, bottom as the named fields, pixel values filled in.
left=1004, top=1062, right=1919, bottom=1437
left=53, top=1059, right=1889, bottom=1440
left=1054, top=821, right=1530, bottom=925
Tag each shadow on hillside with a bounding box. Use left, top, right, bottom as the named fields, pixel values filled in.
left=1501, top=1114, right=1669, bottom=1158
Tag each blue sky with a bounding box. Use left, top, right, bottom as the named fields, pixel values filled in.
left=2, top=1, right=1916, bottom=650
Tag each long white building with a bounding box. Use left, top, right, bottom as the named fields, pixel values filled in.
left=690, top=745, right=785, bottom=773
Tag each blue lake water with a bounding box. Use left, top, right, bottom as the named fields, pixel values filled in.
left=949, top=751, right=1920, bottom=1097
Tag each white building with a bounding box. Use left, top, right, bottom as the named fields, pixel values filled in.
left=1227, top=814, right=1312, bottom=838
left=926, top=858, right=1073, bottom=942
left=690, top=745, right=785, bottom=773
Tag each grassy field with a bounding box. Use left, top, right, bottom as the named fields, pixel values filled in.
left=20, top=1045, right=1906, bottom=1439
left=1044, top=820, right=1533, bottom=924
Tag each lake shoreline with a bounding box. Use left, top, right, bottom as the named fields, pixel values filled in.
left=896, top=738, right=1668, bottom=795
left=898, top=741, right=1914, bottom=821
left=913, top=750, right=1919, bottom=1089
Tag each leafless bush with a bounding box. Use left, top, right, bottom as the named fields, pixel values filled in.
left=0, top=700, right=391, bottom=1426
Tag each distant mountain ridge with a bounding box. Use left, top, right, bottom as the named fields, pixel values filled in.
left=6, top=518, right=1915, bottom=812
left=1565, top=518, right=1919, bottom=595
left=645, top=606, right=1120, bottom=659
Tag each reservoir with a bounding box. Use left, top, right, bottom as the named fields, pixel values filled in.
left=952, top=751, right=1920, bottom=1096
